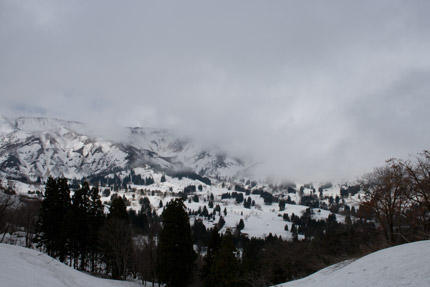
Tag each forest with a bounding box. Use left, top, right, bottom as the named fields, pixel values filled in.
left=1, top=151, right=430, bottom=287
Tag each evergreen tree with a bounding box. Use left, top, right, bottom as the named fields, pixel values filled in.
left=291, top=224, right=298, bottom=240
left=202, top=205, right=209, bottom=217
left=108, top=197, right=129, bottom=221
left=237, top=218, right=245, bottom=231
left=157, top=199, right=196, bottom=287
left=36, top=177, right=71, bottom=262
left=243, top=197, right=251, bottom=209
left=242, top=237, right=264, bottom=279
left=69, top=182, right=91, bottom=269
left=207, top=230, right=240, bottom=287
left=279, top=200, right=286, bottom=211
left=217, top=216, right=226, bottom=229
left=345, top=214, right=352, bottom=226
left=191, top=219, right=207, bottom=247
left=202, top=227, right=221, bottom=287
left=88, top=186, right=105, bottom=272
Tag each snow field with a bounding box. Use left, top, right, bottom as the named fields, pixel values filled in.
left=0, top=244, right=144, bottom=287
left=276, top=240, right=430, bottom=287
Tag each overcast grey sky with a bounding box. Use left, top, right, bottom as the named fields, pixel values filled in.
left=1, top=0, right=430, bottom=182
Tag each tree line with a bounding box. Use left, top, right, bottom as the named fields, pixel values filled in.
left=33, top=177, right=196, bottom=284
left=3, top=150, right=430, bottom=286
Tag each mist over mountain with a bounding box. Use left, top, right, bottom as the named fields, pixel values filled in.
left=0, top=116, right=251, bottom=183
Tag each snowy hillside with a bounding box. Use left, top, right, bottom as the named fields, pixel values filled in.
left=0, top=116, right=249, bottom=181
left=0, top=243, right=143, bottom=287
left=105, top=178, right=346, bottom=240
left=0, top=116, right=364, bottom=241
left=276, top=240, right=430, bottom=287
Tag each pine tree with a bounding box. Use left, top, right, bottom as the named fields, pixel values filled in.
left=36, top=177, right=71, bottom=262
left=202, top=227, right=221, bottom=287
left=217, top=216, right=226, bottom=229
left=88, top=186, right=105, bottom=272
left=237, top=218, right=245, bottom=231
left=157, top=198, right=196, bottom=287
left=202, top=205, right=209, bottom=217
left=207, top=230, right=240, bottom=287
left=242, top=237, right=264, bottom=278
left=108, top=197, right=129, bottom=221
left=70, top=182, right=91, bottom=269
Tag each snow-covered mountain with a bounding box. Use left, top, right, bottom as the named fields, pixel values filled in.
left=0, top=116, right=249, bottom=182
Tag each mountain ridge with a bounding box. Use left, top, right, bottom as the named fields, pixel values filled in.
left=0, top=116, right=250, bottom=182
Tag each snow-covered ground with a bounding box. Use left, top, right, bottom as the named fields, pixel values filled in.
left=276, top=240, right=430, bottom=287
left=0, top=243, right=144, bottom=287
left=2, top=240, right=429, bottom=287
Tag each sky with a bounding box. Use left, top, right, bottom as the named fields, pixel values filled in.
left=1, top=0, right=430, bottom=182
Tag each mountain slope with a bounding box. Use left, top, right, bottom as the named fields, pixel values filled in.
left=0, top=116, right=249, bottom=181
left=0, top=243, right=143, bottom=287
left=276, top=240, right=430, bottom=287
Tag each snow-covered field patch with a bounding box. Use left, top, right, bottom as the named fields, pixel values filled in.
left=0, top=244, right=144, bottom=287
left=276, top=240, right=430, bottom=287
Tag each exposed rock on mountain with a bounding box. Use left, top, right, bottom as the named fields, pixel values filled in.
left=0, top=116, right=249, bottom=182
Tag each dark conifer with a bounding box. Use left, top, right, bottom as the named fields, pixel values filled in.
left=108, top=197, right=129, bottom=222
left=157, top=198, right=196, bottom=287
left=207, top=230, right=240, bottom=287
left=88, top=185, right=105, bottom=272
left=36, top=177, right=71, bottom=262
left=237, top=218, right=245, bottom=231
left=202, top=227, right=221, bottom=287
left=68, top=182, right=91, bottom=269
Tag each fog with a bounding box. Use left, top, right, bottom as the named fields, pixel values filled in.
left=1, top=0, right=430, bottom=182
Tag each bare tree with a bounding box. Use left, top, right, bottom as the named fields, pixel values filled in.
left=0, top=194, right=15, bottom=243
left=395, top=151, right=430, bottom=239
left=99, top=218, right=133, bottom=280
left=133, top=234, right=159, bottom=286
left=361, top=161, right=410, bottom=244
left=17, top=196, right=41, bottom=247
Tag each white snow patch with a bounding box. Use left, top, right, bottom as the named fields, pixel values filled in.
left=0, top=244, right=143, bottom=287
left=276, top=240, right=430, bottom=287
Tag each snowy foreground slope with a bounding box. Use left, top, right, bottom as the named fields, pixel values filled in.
left=2, top=242, right=429, bottom=287
left=0, top=244, right=142, bottom=287
left=276, top=240, right=430, bottom=287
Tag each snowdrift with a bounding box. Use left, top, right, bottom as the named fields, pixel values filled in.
left=0, top=244, right=141, bottom=287
left=2, top=241, right=430, bottom=287
left=276, top=240, right=430, bottom=287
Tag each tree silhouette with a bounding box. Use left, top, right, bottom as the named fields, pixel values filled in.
left=157, top=198, right=196, bottom=287
left=36, top=177, right=71, bottom=262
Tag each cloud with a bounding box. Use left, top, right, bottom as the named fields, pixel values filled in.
left=1, top=0, right=430, bottom=182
